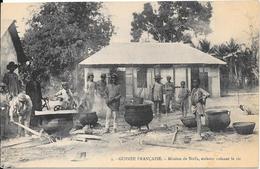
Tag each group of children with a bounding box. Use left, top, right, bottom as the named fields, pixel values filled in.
left=151, top=74, right=210, bottom=140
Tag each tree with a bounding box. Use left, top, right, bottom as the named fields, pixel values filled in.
left=22, top=2, right=114, bottom=82
left=130, top=2, right=212, bottom=42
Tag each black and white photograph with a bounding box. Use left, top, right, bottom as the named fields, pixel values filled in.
left=1, top=0, right=259, bottom=168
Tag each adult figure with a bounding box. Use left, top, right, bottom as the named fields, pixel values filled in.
left=85, top=72, right=96, bottom=111
left=3, top=62, right=20, bottom=99
left=105, top=73, right=121, bottom=133
left=26, top=71, right=42, bottom=126
left=9, top=93, right=33, bottom=137
left=191, top=79, right=210, bottom=140
left=151, top=74, right=164, bottom=120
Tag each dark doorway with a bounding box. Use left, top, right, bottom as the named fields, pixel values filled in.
left=191, top=67, right=209, bottom=92
left=199, top=72, right=209, bottom=92
left=191, top=67, right=199, bottom=89
left=117, top=70, right=126, bottom=98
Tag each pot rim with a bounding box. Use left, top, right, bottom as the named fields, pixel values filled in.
left=232, top=122, right=255, bottom=126
left=206, top=109, right=229, bottom=114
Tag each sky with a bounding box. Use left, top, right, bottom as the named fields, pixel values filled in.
left=1, top=1, right=260, bottom=46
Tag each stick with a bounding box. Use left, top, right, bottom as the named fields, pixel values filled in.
left=12, top=121, right=55, bottom=143
left=171, top=127, right=179, bottom=144
left=2, top=140, right=34, bottom=149
left=74, top=134, right=102, bottom=140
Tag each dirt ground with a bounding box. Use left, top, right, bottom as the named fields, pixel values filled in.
left=1, top=93, right=259, bottom=168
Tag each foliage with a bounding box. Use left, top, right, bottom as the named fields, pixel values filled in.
left=130, top=2, right=212, bottom=42
left=22, top=2, right=114, bottom=82
left=197, top=38, right=259, bottom=88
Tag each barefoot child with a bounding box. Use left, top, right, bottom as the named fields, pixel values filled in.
left=178, top=81, right=190, bottom=117
left=191, top=79, right=210, bottom=140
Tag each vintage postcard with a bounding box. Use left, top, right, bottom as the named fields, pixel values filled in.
left=1, top=0, right=259, bottom=168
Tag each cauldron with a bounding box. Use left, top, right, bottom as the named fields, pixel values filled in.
left=180, top=116, right=197, bottom=128
left=205, top=109, right=231, bottom=131
left=124, top=103, right=153, bottom=130
left=78, top=112, right=98, bottom=127
left=41, top=117, right=73, bottom=134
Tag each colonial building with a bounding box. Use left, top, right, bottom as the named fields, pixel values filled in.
left=79, top=42, right=226, bottom=100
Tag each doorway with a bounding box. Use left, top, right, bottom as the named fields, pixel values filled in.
left=191, top=67, right=209, bottom=91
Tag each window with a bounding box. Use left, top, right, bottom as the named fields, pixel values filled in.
left=137, top=68, right=147, bottom=88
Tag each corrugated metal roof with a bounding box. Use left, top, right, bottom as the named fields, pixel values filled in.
left=80, top=42, right=226, bottom=66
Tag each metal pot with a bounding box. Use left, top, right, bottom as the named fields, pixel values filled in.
left=78, top=112, right=98, bottom=127
left=233, top=122, right=255, bottom=135
left=41, top=117, right=73, bottom=134
left=180, top=116, right=197, bottom=128
left=124, top=103, right=153, bottom=130
left=205, top=109, right=231, bottom=131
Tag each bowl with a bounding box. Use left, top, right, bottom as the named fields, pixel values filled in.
left=180, top=116, right=197, bottom=128
left=233, top=122, right=255, bottom=135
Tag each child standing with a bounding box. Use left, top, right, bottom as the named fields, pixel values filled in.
left=178, top=81, right=190, bottom=117
left=151, top=74, right=164, bottom=120
left=164, top=76, right=175, bottom=115
left=191, top=79, right=210, bottom=140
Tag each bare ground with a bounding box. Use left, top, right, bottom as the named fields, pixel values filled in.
left=1, top=93, right=259, bottom=168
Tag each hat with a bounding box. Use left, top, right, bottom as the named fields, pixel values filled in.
left=18, top=93, right=27, bottom=102
left=154, top=74, right=162, bottom=79
left=101, top=73, right=106, bottom=78
left=6, top=62, right=18, bottom=70
left=166, top=76, right=171, bottom=79
left=111, top=73, right=118, bottom=78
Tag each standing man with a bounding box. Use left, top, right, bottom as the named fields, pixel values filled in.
left=26, top=71, right=42, bottom=126
left=3, top=62, right=21, bottom=99
left=151, top=74, right=164, bottom=120
left=105, top=73, right=121, bottom=133
left=164, top=76, right=175, bottom=115
left=191, top=79, right=210, bottom=140
left=9, top=93, right=33, bottom=137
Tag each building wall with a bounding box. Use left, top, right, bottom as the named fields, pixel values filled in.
left=0, top=31, right=18, bottom=80
left=83, top=65, right=221, bottom=99
left=133, top=66, right=192, bottom=100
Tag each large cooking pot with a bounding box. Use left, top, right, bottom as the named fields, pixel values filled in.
left=41, top=117, right=73, bottom=134
left=124, top=103, right=153, bottom=130
left=78, top=112, right=98, bottom=127
left=205, top=109, right=231, bottom=131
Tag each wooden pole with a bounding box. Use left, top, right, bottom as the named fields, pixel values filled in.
left=132, top=66, right=135, bottom=97
left=186, top=67, right=189, bottom=88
